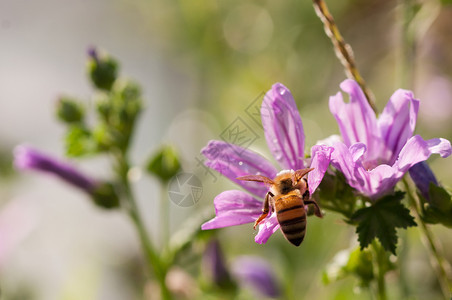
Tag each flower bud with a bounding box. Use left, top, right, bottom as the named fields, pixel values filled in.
left=13, top=145, right=119, bottom=209
left=95, top=93, right=113, bottom=121
left=408, top=161, right=439, bottom=201
left=56, top=96, right=84, bottom=124
left=90, top=182, right=120, bottom=209
left=87, top=47, right=118, bottom=91
left=14, top=145, right=96, bottom=192
left=146, top=145, right=182, bottom=182
left=231, top=256, right=280, bottom=298
left=112, top=80, right=142, bottom=127
left=202, top=240, right=234, bottom=289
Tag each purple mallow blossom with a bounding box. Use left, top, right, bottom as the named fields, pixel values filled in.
left=328, top=79, right=452, bottom=199
left=14, top=145, right=97, bottom=193
left=201, top=83, right=333, bottom=244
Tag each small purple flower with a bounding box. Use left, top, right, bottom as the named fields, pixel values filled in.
left=231, top=256, right=280, bottom=298
left=328, top=79, right=452, bottom=199
left=201, top=83, right=333, bottom=244
left=14, top=145, right=97, bottom=193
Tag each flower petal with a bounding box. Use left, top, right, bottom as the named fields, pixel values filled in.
left=349, top=143, right=367, bottom=163
left=331, top=142, right=399, bottom=198
left=330, top=141, right=364, bottom=188
left=394, top=135, right=452, bottom=173
left=202, top=140, right=277, bottom=198
left=329, top=80, right=380, bottom=161
left=308, top=145, right=333, bottom=195
left=365, top=164, right=399, bottom=199
left=261, top=83, right=305, bottom=170
left=378, top=89, right=419, bottom=164
left=201, top=190, right=262, bottom=230
left=255, top=213, right=280, bottom=244
left=360, top=135, right=451, bottom=199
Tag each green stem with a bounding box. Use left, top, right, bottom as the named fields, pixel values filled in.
left=117, top=153, right=172, bottom=300
left=160, top=180, right=170, bottom=250
left=403, top=178, right=452, bottom=299
left=318, top=202, right=352, bottom=219
left=372, top=241, right=388, bottom=300
left=312, top=0, right=376, bottom=112
left=397, top=231, right=411, bottom=299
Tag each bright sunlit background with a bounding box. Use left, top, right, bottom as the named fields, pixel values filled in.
left=1, top=0, right=452, bottom=299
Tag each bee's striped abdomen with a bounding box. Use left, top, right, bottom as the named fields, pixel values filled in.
left=275, top=195, right=306, bottom=246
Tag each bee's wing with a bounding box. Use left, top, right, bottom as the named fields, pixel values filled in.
left=236, top=175, right=274, bottom=185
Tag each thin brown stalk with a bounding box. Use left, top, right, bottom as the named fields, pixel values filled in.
left=312, top=0, right=377, bottom=112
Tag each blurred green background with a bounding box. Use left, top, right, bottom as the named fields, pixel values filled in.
left=1, top=0, right=452, bottom=299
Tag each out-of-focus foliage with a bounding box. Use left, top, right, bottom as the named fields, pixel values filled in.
left=146, top=145, right=182, bottom=182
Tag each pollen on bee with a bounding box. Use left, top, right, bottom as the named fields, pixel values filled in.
left=276, top=169, right=294, bottom=177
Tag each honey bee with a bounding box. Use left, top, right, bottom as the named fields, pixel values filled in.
left=237, top=168, right=322, bottom=246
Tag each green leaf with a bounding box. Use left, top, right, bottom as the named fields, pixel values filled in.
left=428, top=183, right=452, bottom=212
left=350, top=192, right=417, bottom=254
left=421, top=184, right=452, bottom=227
left=441, top=0, right=452, bottom=5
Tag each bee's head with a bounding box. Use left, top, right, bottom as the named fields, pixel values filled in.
left=276, top=177, right=295, bottom=194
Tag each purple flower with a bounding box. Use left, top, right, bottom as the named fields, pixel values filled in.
left=14, top=145, right=97, bottom=193
left=329, top=79, right=452, bottom=199
left=201, top=83, right=333, bottom=244
left=231, top=256, right=280, bottom=298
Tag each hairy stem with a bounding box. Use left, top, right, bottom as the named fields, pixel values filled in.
left=372, top=241, right=388, bottom=300
left=117, top=153, right=172, bottom=300
left=403, top=178, right=452, bottom=299
left=312, top=0, right=376, bottom=112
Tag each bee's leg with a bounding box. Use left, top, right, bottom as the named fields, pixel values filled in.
left=253, top=192, right=273, bottom=229
left=304, top=199, right=323, bottom=218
